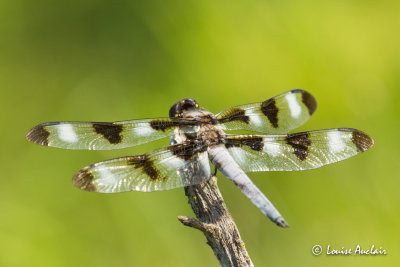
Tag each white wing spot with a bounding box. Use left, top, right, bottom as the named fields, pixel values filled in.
left=57, top=124, right=78, bottom=143
left=285, top=93, right=302, bottom=118
left=133, top=126, right=156, bottom=137
left=328, top=131, right=346, bottom=153
left=263, top=142, right=281, bottom=157
left=96, top=168, right=119, bottom=186
left=248, top=114, right=263, bottom=127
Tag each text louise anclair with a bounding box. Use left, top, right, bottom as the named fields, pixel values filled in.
left=326, top=244, right=387, bottom=255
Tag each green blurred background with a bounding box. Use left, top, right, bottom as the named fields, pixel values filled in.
left=1, top=0, right=399, bottom=266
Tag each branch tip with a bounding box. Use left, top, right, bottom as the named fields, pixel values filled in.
left=178, top=216, right=205, bottom=231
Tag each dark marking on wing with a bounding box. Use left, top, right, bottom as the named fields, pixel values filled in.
left=27, top=125, right=50, bottom=146
left=26, top=122, right=59, bottom=146
left=150, top=120, right=176, bottom=132
left=225, top=136, right=264, bottom=151
left=127, top=156, right=161, bottom=181
left=218, top=108, right=250, bottom=124
left=72, top=168, right=98, bottom=192
left=301, top=91, right=317, bottom=115
left=286, top=132, right=311, bottom=161
left=170, top=141, right=208, bottom=161
left=93, top=123, right=123, bottom=144
left=261, top=98, right=279, bottom=128
left=351, top=130, right=374, bottom=153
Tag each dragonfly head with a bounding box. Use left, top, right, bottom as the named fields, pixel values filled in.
left=169, top=98, right=200, bottom=118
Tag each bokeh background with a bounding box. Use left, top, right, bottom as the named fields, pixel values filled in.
left=1, top=0, right=399, bottom=266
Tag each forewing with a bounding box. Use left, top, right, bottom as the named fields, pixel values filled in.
left=72, top=141, right=212, bottom=193
left=217, top=89, right=317, bottom=134
left=26, top=118, right=197, bottom=150
left=225, top=128, right=373, bottom=172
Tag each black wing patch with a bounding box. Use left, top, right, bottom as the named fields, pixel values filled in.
left=218, top=108, right=250, bottom=124
left=93, top=122, right=123, bottom=144
left=285, top=132, right=311, bottom=161
left=261, top=98, right=279, bottom=128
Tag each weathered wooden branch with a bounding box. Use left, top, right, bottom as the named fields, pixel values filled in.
left=178, top=175, right=254, bottom=267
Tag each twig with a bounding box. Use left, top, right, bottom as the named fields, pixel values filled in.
left=178, top=175, right=254, bottom=267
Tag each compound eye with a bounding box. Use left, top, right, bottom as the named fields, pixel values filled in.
left=174, top=114, right=179, bottom=118
left=195, top=104, right=199, bottom=108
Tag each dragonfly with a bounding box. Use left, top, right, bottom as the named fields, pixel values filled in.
left=26, top=89, right=374, bottom=227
